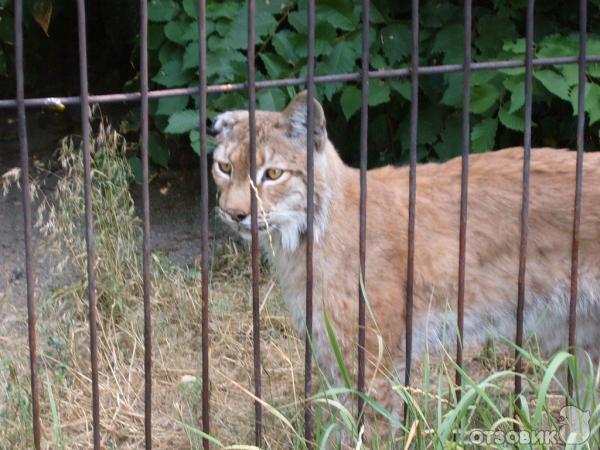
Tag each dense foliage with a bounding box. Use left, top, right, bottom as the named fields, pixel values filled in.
left=1, top=1, right=599, bottom=169
left=137, top=0, right=600, bottom=170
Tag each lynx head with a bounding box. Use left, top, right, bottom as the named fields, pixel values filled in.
left=211, top=91, right=333, bottom=252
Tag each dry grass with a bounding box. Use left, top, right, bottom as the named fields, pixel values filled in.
left=0, top=122, right=306, bottom=449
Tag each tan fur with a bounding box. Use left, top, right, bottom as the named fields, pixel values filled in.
left=211, top=92, right=600, bottom=432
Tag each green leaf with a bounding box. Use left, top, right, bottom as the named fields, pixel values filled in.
left=259, top=53, right=289, bottom=79
left=158, top=41, right=184, bottom=65
left=401, top=105, right=445, bottom=150
left=182, top=42, right=199, bottom=70
left=537, top=33, right=578, bottom=58
left=571, top=83, right=600, bottom=125
left=156, top=96, right=189, bottom=116
left=475, top=15, right=517, bottom=57
left=153, top=59, right=192, bottom=87
left=317, top=4, right=356, bottom=31
left=257, top=89, right=287, bottom=111
left=148, top=133, right=170, bottom=168
left=129, top=157, right=143, bottom=183
left=368, top=80, right=391, bottom=107
left=502, top=38, right=525, bottom=54
left=182, top=0, right=198, bottom=19
left=433, top=114, right=462, bottom=161
left=471, top=118, right=498, bottom=153
left=323, top=41, right=357, bottom=75
left=207, top=2, right=240, bottom=20
left=587, top=84, right=600, bottom=125
left=190, top=130, right=216, bottom=155
left=534, top=69, right=571, bottom=101
left=441, top=73, right=464, bottom=108
left=498, top=104, right=525, bottom=131
left=216, top=6, right=278, bottom=49
left=470, top=84, right=500, bottom=114
left=432, top=24, right=464, bottom=64
left=568, top=82, right=591, bottom=115
left=165, top=109, right=199, bottom=134
left=340, top=85, right=361, bottom=120
left=508, top=81, right=525, bottom=114
left=272, top=30, right=297, bottom=63
left=164, top=20, right=189, bottom=45
left=381, top=24, right=411, bottom=65
left=148, top=23, right=165, bottom=50
left=148, top=0, right=180, bottom=22
left=389, top=79, right=411, bottom=101
left=560, top=64, right=579, bottom=86
left=314, top=22, right=337, bottom=56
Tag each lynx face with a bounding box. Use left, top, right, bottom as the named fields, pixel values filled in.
left=211, top=93, right=329, bottom=251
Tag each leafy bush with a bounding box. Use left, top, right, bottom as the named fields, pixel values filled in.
left=137, top=0, right=600, bottom=169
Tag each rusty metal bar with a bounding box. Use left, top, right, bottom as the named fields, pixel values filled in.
left=404, top=0, right=419, bottom=421
left=514, top=0, right=535, bottom=402
left=455, top=0, right=472, bottom=403
left=197, top=0, right=210, bottom=447
left=357, top=0, right=369, bottom=430
left=139, top=0, right=153, bottom=448
left=3, top=56, right=599, bottom=109
left=304, top=0, right=315, bottom=445
left=247, top=0, right=262, bottom=445
left=568, top=0, right=587, bottom=400
left=14, top=0, right=41, bottom=448
left=76, top=0, right=101, bottom=447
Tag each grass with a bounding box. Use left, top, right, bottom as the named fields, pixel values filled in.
left=1, top=122, right=598, bottom=449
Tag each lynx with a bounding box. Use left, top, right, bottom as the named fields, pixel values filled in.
left=211, top=91, right=600, bottom=433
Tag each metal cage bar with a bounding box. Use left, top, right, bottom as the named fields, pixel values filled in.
left=3, top=56, right=600, bottom=110
left=568, top=0, right=588, bottom=400
left=455, top=0, right=472, bottom=403
left=404, top=0, right=420, bottom=414
left=304, top=0, right=316, bottom=445
left=514, top=0, right=535, bottom=404
left=357, top=0, right=370, bottom=429
left=197, top=0, right=211, bottom=448
left=75, top=0, right=101, bottom=447
left=14, top=1, right=41, bottom=448
left=247, top=0, right=262, bottom=445
left=139, top=1, right=153, bottom=448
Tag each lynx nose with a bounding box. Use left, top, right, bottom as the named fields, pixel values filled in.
left=225, top=208, right=248, bottom=222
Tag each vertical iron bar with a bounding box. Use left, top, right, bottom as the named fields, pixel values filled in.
left=514, top=0, right=535, bottom=403
left=404, top=0, right=419, bottom=420
left=247, top=0, right=262, bottom=445
left=139, top=0, right=152, bottom=448
left=14, top=1, right=41, bottom=447
left=357, top=0, right=369, bottom=429
left=455, top=0, right=472, bottom=403
left=304, top=0, right=315, bottom=445
left=76, top=0, right=100, bottom=447
left=568, top=0, right=587, bottom=400
left=197, top=0, right=210, bottom=448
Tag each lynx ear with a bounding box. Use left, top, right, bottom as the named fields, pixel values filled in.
left=282, top=91, right=327, bottom=151
left=210, top=110, right=247, bottom=140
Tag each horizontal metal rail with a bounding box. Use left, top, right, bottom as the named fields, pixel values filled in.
left=2, top=56, right=599, bottom=109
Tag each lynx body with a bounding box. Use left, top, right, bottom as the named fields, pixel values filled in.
left=211, top=92, right=600, bottom=423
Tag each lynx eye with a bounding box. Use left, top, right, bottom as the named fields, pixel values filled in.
left=264, top=168, right=283, bottom=181
left=217, top=162, right=232, bottom=175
